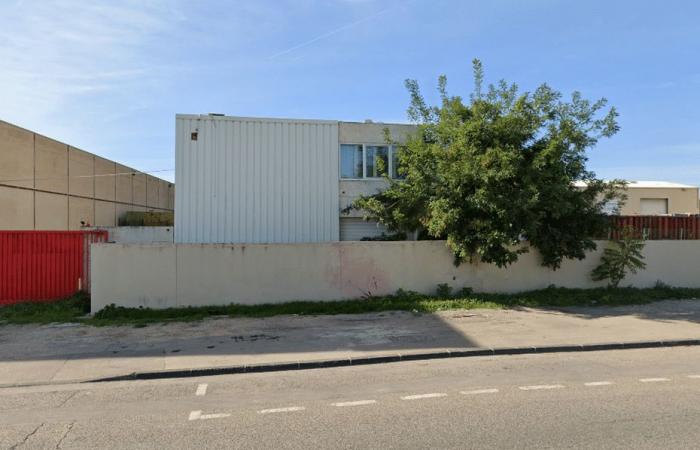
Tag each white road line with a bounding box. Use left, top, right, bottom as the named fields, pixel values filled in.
left=258, top=406, right=306, bottom=414
left=518, top=384, right=565, bottom=391
left=332, top=400, right=377, bottom=407
left=200, top=413, right=231, bottom=420
left=639, top=378, right=670, bottom=383
left=584, top=381, right=613, bottom=386
left=688, top=375, right=700, bottom=379
left=460, top=388, right=499, bottom=395
left=195, top=383, right=208, bottom=396
left=401, top=393, right=447, bottom=400
left=188, top=410, right=230, bottom=421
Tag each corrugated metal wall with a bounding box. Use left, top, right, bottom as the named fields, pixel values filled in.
left=175, top=115, right=340, bottom=243
left=0, top=230, right=107, bottom=305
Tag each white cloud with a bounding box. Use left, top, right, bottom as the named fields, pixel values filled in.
left=0, top=0, right=183, bottom=144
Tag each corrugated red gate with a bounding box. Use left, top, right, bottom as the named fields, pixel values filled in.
left=0, top=230, right=108, bottom=305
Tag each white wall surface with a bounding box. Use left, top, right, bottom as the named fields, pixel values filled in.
left=91, top=240, right=700, bottom=311
left=175, top=115, right=340, bottom=244
left=95, top=226, right=174, bottom=244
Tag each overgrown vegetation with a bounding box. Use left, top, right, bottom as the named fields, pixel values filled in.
left=353, top=59, right=626, bottom=268
left=1, top=285, right=698, bottom=327
left=0, top=293, right=90, bottom=324
left=592, top=226, right=647, bottom=288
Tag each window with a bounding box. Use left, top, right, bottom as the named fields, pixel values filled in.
left=391, top=146, right=404, bottom=179
left=341, top=144, right=402, bottom=180
left=366, top=145, right=389, bottom=178
left=340, top=144, right=363, bottom=178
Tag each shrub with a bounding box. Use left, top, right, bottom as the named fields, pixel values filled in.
left=591, top=226, right=646, bottom=288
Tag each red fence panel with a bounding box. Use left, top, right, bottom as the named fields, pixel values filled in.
left=0, top=230, right=108, bottom=306
left=609, top=216, right=700, bottom=240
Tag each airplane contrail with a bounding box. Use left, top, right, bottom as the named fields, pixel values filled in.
left=267, top=7, right=393, bottom=60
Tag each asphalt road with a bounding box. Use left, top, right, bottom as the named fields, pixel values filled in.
left=2, top=347, right=700, bottom=449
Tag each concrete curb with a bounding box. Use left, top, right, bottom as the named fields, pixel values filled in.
left=91, top=338, right=700, bottom=383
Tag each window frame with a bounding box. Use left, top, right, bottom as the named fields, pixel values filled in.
left=339, top=144, right=365, bottom=179
left=339, top=143, right=398, bottom=180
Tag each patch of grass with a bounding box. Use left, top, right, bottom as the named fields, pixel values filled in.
left=0, top=293, right=90, bottom=324
left=2, top=285, right=699, bottom=327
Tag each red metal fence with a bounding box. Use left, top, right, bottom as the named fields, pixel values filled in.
left=0, top=230, right=108, bottom=306
left=609, top=216, right=700, bottom=240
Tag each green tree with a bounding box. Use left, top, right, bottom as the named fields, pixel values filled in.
left=591, top=226, right=646, bottom=288
left=354, top=59, right=624, bottom=268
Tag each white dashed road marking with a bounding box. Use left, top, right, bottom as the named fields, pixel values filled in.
left=401, top=393, right=448, bottom=400
left=688, top=375, right=700, bottom=379
left=460, top=388, right=499, bottom=395
left=584, top=381, right=613, bottom=386
left=519, top=384, right=565, bottom=391
left=332, top=400, right=377, bottom=407
left=195, top=384, right=208, bottom=396
left=188, top=410, right=230, bottom=421
left=258, top=407, right=306, bottom=414
left=640, top=378, right=670, bottom=383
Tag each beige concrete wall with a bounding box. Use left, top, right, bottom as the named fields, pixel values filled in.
left=68, top=196, right=94, bottom=230
left=157, top=180, right=170, bottom=209
left=115, top=163, right=133, bottom=204
left=94, top=157, right=116, bottom=201
left=90, top=240, right=700, bottom=311
left=35, top=192, right=68, bottom=229
left=68, top=147, right=94, bottom=197
left=132, top=172, right=147, bottom=206
left=92, top=244, right=177, bottom=310
left=35, top=135, right=68, bottom=193
left=95, top=200, right=116, bottom=227
left=0, top=120, right=173, bottom=230
left=146, top=175, right=159, bottom=208
left=339, top=122, right=416, bottom=144
left=0, top=122, right=34, bottom=189
left=340, top=179, right=388, bottom=217
left=0, top=185, right=33, bottom=229
left=620, top=187, right=699, bottom=215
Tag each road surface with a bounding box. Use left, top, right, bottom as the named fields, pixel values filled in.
left=2, top=347, right=700, bottom=449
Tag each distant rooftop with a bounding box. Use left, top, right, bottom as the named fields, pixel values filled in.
left=574, top=180, right=697, bottom=189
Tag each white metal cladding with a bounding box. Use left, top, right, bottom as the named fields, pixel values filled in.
left=175, top=115, right=340, bottom=243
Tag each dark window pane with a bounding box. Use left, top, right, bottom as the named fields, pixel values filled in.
left=391, top=146, right=405, bottom=179
left=366, top=145, right=388, bottom=178
left=340, top=144, right=363, bottom=178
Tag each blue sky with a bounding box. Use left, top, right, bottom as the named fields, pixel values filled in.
left=1, top=0, right=699, bottom=185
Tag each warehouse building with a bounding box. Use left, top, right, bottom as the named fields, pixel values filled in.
left=175, top=114, right=414, bottom=243
left=0, top=120, right=174, bottom=230
left=175, top=114, right=699, bottom=244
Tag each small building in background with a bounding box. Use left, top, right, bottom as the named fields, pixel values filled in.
left=576, top=180, right=699, bottom=216
left=614, top=181, right=699, bottom=215
left=0, top=120, right=174, bottom=230
left=175, top=114, right=415, bottom=243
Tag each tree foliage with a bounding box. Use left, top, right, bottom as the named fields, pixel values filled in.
left=353, top=59, right=624, bottom=268
left=591, top=226, right=646, bottom=288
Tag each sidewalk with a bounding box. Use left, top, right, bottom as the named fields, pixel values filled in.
left=1, top=299, right=700, bottom=387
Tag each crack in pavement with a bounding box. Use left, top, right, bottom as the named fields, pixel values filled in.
left=55, top=422, right=75, bottom=449
left=10, top=422, right=43, bottom=449
left=57, top=391, right=79, bottom=409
